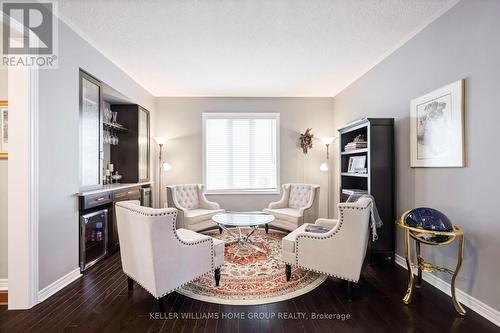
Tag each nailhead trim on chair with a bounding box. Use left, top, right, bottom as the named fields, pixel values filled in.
left=115, top=203, right=178, bottom=217
left=170, top=218, right=215, bottom=270
left=119, top=203, right=220, bottom=299
left=292, top=205, right=368, bottom=283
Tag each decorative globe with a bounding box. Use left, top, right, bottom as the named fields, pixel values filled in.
left=404, top=208, right=453, bottom=244
left=404, top=207, right=452, bottom=231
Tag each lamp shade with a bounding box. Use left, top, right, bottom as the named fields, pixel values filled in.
left=154, top=137, right=168, bottom=145
left=322, top=137, right=335, bottom=145
left=319, top=162, right=329, bottom=172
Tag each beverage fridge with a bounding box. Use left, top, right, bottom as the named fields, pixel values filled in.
left=80, top=209, right=108, bottom=271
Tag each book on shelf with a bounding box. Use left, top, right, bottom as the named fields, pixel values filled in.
left=354, top=168, right=368, bottom=174
left=344, top=146, right=366, bottom=152
left=344, top=142, right=367, bottom=151
left=345, top=141, right=367, bottom=146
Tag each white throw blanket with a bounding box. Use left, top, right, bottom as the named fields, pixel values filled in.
left=346, top=194, right=383, bottom=241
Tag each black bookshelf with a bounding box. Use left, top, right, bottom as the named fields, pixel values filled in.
left=338, top=118, right=395, bottom=263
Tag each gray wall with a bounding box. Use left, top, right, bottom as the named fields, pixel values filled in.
left=332, top=0, right=500, bottom=311
left=0, top=69, right=7, bottom=280
left=155, top=97, right=334, bottom=217
left=37, top=20, right=155, bottom=290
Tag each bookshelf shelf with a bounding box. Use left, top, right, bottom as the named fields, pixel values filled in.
left=338, top=118, right=395, bottom=263
left=341, top=172, right=368, bottom=178
left=341, top=148, right=369, bottom=155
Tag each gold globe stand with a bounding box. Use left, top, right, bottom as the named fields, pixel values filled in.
left=397, top=211, right=466, bottom=316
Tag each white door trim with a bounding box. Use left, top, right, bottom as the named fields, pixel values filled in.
left=7, top=67, right=39, bottom=309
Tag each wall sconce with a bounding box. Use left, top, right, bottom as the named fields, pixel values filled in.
left=319, top=163, right=329, bottom=172
left=163, top=162, right=172, bottom=172
left=319, top=137, right=335, bottom=172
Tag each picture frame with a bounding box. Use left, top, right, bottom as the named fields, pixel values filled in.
left=410, top=80, right=464, bottom=167
left=348, top=156, right=366, bottom=173
left=0, top=100, right=7, bottom=159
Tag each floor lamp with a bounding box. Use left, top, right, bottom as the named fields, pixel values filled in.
left=154, top=137, right=171, bottom=208
left=320, top=137, right=335, bottom=218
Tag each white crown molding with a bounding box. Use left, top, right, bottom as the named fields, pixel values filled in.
left=395, top=254, right=500, bottom=327
left=0, top=279, right=7, bottom=291
left=37, top=268, right=82, bottom=303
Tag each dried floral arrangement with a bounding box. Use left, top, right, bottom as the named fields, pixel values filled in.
left=299, top=128, right=314, bottom=154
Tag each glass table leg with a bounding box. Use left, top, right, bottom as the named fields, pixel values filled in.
left=218, top=224, right=267, bottom=254
left=240, top=226, right=266, bottom=253
left=218, top=224, right=240, bottom=245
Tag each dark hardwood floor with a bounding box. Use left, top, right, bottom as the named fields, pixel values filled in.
left=0, top=252, right=498, bottom=333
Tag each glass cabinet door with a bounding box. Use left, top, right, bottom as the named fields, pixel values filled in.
left=79, top=71, right=102, bottom=190
left=138, top=107, right=150, bottom=181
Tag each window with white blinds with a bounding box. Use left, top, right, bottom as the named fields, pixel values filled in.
left=203, top=113, right=279, bottom=193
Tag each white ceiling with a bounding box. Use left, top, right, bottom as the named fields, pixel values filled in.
left=56, top=0, right=459, bottom=97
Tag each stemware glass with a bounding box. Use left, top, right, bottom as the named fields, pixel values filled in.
left=112, top=130, right=118, bottom=145
left=104, top=108, right=112, bottom=123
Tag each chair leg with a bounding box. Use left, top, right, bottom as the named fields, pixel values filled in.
left=158, top=296, right=165, bottom=313
left=218, top=226, right=223, bottom=234
left=214, top=268, right=221, bottom=287
left=127, top=277, right=134, bottom=292
left=265, top=224, right=269, bottom=234
left=286, top=264, right=292, bottom=281
left=347, top=281, right=352, bottom=302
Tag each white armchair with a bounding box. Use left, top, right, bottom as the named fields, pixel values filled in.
left=115, top=200, right=225, bottom=312
left=281, top=197, right=372, bottom=300
left=263, top=183, right=320, bottom=232
left=166, top=184, right=224, bottom=232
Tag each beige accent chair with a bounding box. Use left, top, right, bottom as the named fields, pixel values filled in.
left=167, top=184, right=224, bottom=232
left=115, top=200, right=224, bottom=312
left=281, top=197, right=372, bottom=300
left=263, top=183, right=320, bottom=232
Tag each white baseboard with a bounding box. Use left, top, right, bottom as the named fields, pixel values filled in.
left=37, top=268, right=82, bottom=303
left=0, top=279, right=7, bottom=291
left=395, top=254, right=500, bottom=327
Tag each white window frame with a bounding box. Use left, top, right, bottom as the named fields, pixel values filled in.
left=202, top=112, right=280, bottom=195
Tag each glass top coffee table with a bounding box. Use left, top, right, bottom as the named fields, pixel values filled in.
left=212, top=212, right=274, bottom=254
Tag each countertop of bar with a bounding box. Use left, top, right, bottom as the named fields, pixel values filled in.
left=77, top=182, right=152, bottom=196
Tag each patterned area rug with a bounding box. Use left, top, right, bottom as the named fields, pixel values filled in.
left=177, top=229, right=326, bottom=305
